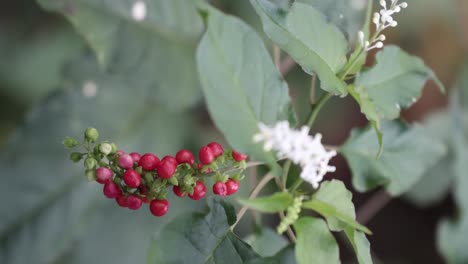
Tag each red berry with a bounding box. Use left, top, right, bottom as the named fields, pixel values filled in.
left=142, top=197, right=150, bottom=203
left=176, top=150, right=195, bottom=165
left=150, top=199, right=169, bottom=217
left=226, top=179, right=240, bottom=195
left=189, top=181, right=207, bottom=200
left=156, top=160, right=177, bottom=179
left=115, top=194, right=128, bottom=207
left=232, top=150, right=248, bottom=162
left=138, top=153, right=160, bottom=171
left=129, top=152, right=142, bottom=163
left=123, top=169, right=141, bottom=188
left=173, top=186, right=186, bottom=197
left=199, top=146, right=215, bottom=165
left=116, top=150, right=126, bottom=156
left=96, top=167, right=113, bottom=184
left=162, top=155, right=178, bottom=166
left=127, top=195, right=143, bottom=210
left=139, top=185, right=148, bottom=195
left=118, top=154, right=134, bottom=169
left=197, top=163, right=212, bottom=173
left=207, top=142, right=224, bottom=157
left=103, top=181, right=121, bottom=198
left=213, top=182, right=228, bottom=196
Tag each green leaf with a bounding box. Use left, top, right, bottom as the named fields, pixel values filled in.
left=302, top=180, right=371, bottom=234
left=0, top=57, right=197, bottom=264
left=352, top=46, right=445, bottom=129
left=196, top=5, right=293, bottom=171
left=438, top=218, right=468, bottom=264
left=250, top=0, right=348, bottom=95
left=37, top=0, right=204, bottom=111
left=238, top=192, right=294, bottom=213
left=341, top=120, right=447, bottom=196
left=244, top=228, right=289, bottom=257
left=345, top=227, right=373, bottom=264
left=405, top=111, right=453, bottom=207
left=294, top=217, right=340, bottom=264
left=147, top=197, right=259, bottom=264
left=246, top=245, right=296, bottom=264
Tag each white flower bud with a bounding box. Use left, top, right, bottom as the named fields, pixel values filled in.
left=132, top=1, right=147, bottom=21
left=400, top=2, right=408, bottom=8
left=99, top=143, right=112, bottom=155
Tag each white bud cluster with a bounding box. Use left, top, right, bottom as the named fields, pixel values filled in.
left=358, top=0, right=408, bottom=51
left=253, top=121, right=336, bottom=189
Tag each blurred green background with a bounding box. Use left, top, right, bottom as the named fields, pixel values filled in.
left=0, top=0, right=466, bottom=263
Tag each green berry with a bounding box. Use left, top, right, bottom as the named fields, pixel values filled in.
left=85, top=127, right=99, bottom=142
left=85, top=157, right=97, bottom=170
left=99, top=143, right=112, bottom=155
left=63, top=137, right=79, bottom=148
left=70, top=152, right=84, bottom=163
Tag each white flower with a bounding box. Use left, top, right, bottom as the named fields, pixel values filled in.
left=253, top=121, right=337, bottom=189
left=358, top=0, right=407, bottom=51
left=132, top=1, right=147, bottom=21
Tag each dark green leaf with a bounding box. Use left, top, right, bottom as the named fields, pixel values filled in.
left=250, top=0, right=348, bottom=95
left=37, top=0, right=204, bottom=111
left=238, top=192, right=294, bottom=213
left=147, top=197, right=259, bottom=264
left=294, top=217, right=340, bottom=264
left=341, top=120, right=447, bottom=195
left=302, top=180, right=371, bottom=234
left=196, top=5, right=292, bottom=171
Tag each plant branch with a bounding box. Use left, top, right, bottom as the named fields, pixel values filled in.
left=306, top=92, right=333, bottom=128
left=356, top=189, right=392, bottom=224
left=274, top=45, right=281, bottom=72
left=232, top=173, right=275, bottom=229
left=279, top=56, right=297, bottom=75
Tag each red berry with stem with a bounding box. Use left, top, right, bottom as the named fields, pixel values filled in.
left=123, top=169, right=141, bottom=188
left=189, top=181, right=207, bottom=200
left=118, top=153, right=134, bottom=169
left=150, top=199, right=169, bottom=217
left=138, top=153, right=160, bottom=171
left=207, top=142, right=224, bottom=157
left=116, top=150, right=126, bottom=156
left=96, top=167, right=113, bottom=184
left=226, top=179, right=240, bottom=195
left=176, top=150, right=195, bottom=165
left=127, top=195, right=143, bottom=210
left=199, top=146, right=215, bottom=165
left=129, top=152, right=142, bottom=163
left=173, top=186, right=186, bottom=197
left=115, top=194, right=128, bottom=207
left=232, top=150, right=248, bottom=162
left=156, top=160, right=177, bottom=179
left=103, top=181, right=121, bottom=198
left=213, top=182, right=228, bottom=196
left=162, top=155, right=178, bottom=166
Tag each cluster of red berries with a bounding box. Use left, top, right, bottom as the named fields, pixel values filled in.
left=64, top=128, right=248, bottom=218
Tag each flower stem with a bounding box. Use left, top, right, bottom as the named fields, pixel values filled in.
left=281, top=160, right=292, bottom=191
left=306, top=92, right=333, bottom=128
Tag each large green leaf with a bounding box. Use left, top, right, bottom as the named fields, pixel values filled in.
left=302, top=180, right=371, bottom=234
left=238, top=192, right=294, bottom=213
left=341, top=120, right=447, bottom=195
left=351, top=46, right=444, bottom=131
left=37, top=0, right=204, bottom=111
left=244, top=228, right=289, bottom=257
left=250, top=0, right=348, bottom=95
left=294, top=217, right=340, bottom=264
left=147, top=197, right=260, bottom=264
left=196, top=4, right=292, bottom=170
left=0, top=56, right=196, bottom=264
left=246, top=245, right=296, bottom=264
left=405, top=111, right=453, bottom=207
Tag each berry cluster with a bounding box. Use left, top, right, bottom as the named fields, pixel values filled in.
left=64, top=128, right=248, bottom=218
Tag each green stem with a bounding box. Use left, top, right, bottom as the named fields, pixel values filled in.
left=281, top=160, right=292, bottom=191
left=306, top=92, right=333, bottom=128
left=290, top=177, right=303, bottom=193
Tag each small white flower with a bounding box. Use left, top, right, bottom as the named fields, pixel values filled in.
left=132, top=1, right=147, bottom=21
left=359, top=0, right=408, bottom=51
left=82, top=81, right=98, bottom=98
left=253, top=121, right=337, bottom=189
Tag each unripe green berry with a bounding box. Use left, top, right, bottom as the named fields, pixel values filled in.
left=70, top=152, right=84, bottom=163
left=84, top=127, right=99, bottom=142
left=85, top=169, right=97, bottom=181
left=110, top=143, right=118, bottom=154
left=85, top=157, right=97, bottom=170
left=63, top=137, right=79, bottom=148
left=99, top=143, right=112, bottom=155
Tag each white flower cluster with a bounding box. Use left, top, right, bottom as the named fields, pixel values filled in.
left=253, top=121, right=337, bottom=189
left=358, top=0, right=408, bottom=51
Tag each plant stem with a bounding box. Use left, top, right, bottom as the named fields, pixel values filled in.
left=306, top=92, right=333, bottom=128
left=356, top=189, right=392, bottom=224
left=289, top=177, right=303, bottom=193
left=279, top=211, right=297, bottom=243
left=232, top=173, right=275, bottom=230
left=281, top=160, right=292, bottom=191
